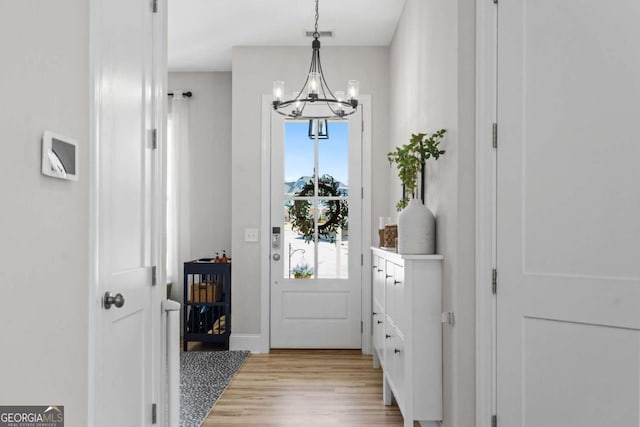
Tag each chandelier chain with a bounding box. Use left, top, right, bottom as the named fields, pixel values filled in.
left=314, top=0, right=319, bottom=39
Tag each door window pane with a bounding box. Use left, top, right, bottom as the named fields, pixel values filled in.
left=317, top=200, right=349, bottom=279
left=319, top=121, right=349, bottom=191
left=285, top=121, right=315, bottom=196
left=284, top=199, right=315, bottom=279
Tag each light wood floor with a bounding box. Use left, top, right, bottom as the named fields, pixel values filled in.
left=201, top=349, right=415, bottom=426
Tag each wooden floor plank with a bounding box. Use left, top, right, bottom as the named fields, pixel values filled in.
left=200, top=349, right=414, bottom=426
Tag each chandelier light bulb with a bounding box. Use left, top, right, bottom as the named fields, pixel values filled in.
left=308, top=73, right=320, bottom=97
left=334, top=91, right=345, bottom=114
left=347, top=80, right=360, bottom=101
left=293, top=92, right=302, bottom=115
left=273, top=81, right=285, bottom=102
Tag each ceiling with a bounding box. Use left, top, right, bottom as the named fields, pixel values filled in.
left=168, top=0, right=406, bottom=72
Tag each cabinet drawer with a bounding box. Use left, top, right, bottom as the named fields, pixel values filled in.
left=390, top=262, right=405, bottom=332
left=372, top=255, right=385, bottom=307
left=385, top=261, right=405, bottom=330
left=386, top=324, right=406, bottom=407
left=372, top=300, right=385, bottom=357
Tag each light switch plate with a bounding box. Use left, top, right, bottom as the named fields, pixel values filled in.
left=245, top=228, right=259, bottom=242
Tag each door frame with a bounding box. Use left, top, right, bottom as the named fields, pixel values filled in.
left=475, top=0, right=498, bottom=426
left=88, top=0, right=167, bottom=424
left=259, top=95, right=372, bottom=354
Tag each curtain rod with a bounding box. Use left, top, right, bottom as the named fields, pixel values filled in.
left=168, top=91, right=192, bottom=98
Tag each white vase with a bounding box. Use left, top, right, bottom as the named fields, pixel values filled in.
left=397, top=198, right=435, bottom=254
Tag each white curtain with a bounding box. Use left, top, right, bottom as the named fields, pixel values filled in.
left=167, top=92, right=191, bottom=302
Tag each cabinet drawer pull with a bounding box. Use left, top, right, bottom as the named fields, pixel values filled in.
left=372, top=265, right=377, bottom=269
left=394, top=349, right=401, bottom=354
left=377, top=320, right=383, bottom=324
left=394, top=280, right=401, bottom=285
left=385, top=274, right=392, bottom=279
left=385, top=334, right=392, bottom=339
left=372, top=312, right=378, bottom=316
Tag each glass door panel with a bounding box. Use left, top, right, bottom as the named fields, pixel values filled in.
left=285, top=121, right=315, bottom=196
left=284, top=119, right=350, bottom=280
left=317, top=201, right=349, bottom=279
left=318, top=121, right=349, bottom=189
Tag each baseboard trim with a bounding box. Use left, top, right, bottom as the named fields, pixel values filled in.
left=230, top=334, right=265, bottom=353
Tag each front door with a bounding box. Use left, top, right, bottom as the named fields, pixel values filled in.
left=92, top=0, right=159, bottom=425
left=497, top=1, right=640, bottom=425
left=270, top=112, right=362, bottom=348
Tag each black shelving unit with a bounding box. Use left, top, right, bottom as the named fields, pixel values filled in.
left=183, top=259, right=231, bottom=351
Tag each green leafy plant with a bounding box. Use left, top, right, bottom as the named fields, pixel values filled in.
left=292, top=262, right=314, bottom=278
left=387, top=129, right=447, bottom=210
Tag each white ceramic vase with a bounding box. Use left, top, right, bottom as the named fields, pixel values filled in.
left=397, top=198, right=435, bottom=254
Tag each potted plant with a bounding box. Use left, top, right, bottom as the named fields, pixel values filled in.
left=292, top=262, right=314, bottom=279
left=387, top=129, right=446, bottom=254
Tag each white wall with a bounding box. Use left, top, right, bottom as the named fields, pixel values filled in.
left=389, top=0, right=476, bottom=426
left=0, top=2, right=89, bottom=426
left=168, top=72, right=232, bottom=289
left=231, top=46, right=390, bottom=334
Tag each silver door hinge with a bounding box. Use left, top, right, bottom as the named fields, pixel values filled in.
left=492, top=122, right=498, bottom=149
left=361, top=253, right=364, bottom=266
left=361, top=187, right=364, bottom=199
left=492, top=414, right=497, bottom=427
left=152, top=266, right=157, bottom=286
left=492, top=268, right=497, bottom=294
left=152, top=0, right=158, bottom=13
left=361, top=321, right=364, bottom=333
left=151, top=403, right=157, bottom=424
left=151, top=128, right=158, bottom=149
left=441, top=311, right=455, bottom=326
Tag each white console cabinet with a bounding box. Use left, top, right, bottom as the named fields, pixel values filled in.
left=371, top=247, right=443, bottom=427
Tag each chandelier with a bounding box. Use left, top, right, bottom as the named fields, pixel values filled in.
left=272, top=0, right=360, bottom=120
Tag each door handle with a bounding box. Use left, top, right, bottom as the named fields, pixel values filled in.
left=273, top=253, right=281, bottom=261
left=104, top=292, right=125, bottom=309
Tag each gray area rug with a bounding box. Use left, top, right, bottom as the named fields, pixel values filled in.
left=180, top=350, right=249, bottom=427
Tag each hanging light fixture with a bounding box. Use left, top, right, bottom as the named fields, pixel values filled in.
left=272, top=0, right=360, bottom=120
left=308, top=119, right=329, bottom=139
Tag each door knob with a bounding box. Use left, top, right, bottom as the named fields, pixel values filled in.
left=273, top=253, right=281, bottom=261
left=104, top=292, right=125, bottom=309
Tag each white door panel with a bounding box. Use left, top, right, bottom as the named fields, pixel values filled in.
left=497, top=0, right=640, bottom=425
left=270, top=112, right=362, bottom=349
left=93, top=0, right=156, bottom=424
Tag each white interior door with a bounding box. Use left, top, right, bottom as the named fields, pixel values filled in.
left=270, top=112, right=362, bottom=348
left=93, top=0, right=158, bottom=425
left=497, top=1, right=640, bottom=425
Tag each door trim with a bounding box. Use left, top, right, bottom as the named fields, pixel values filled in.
left=256, top=95, right=372, bottom=354
left=475, top=0, right=498, bottom=426
left=87, top=0, right=100, bottom=420
left=151, top=0, right=167, bottom=423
